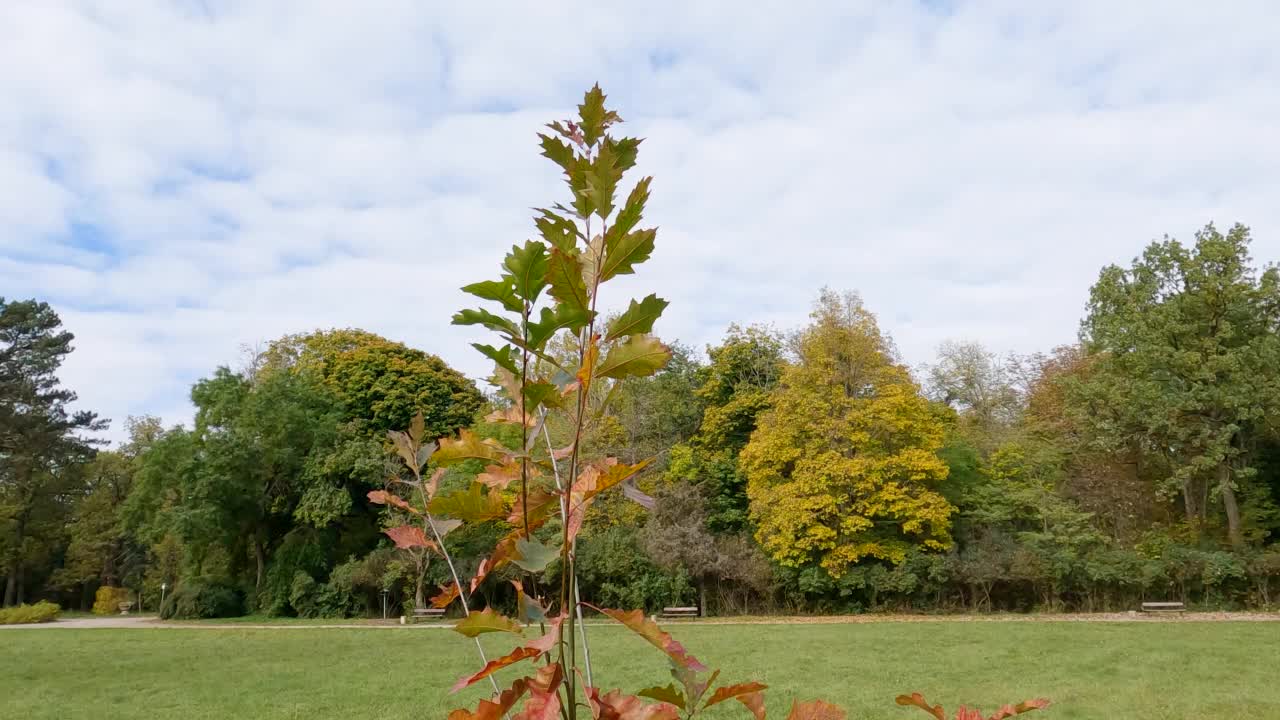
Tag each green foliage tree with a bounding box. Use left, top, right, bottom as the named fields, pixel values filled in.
left=52, top=417, right=160, bottom=603
left=670, top=324, right=785, bottom=532
left=1080, top=223, right=1280, bottom=547
left=259, top=328, right=483, bottom=438
left=742, top=290, right=954, bottom=577
left=0, top=298, right=104, bottom=606
left=123, top=328, right=481, bottom=616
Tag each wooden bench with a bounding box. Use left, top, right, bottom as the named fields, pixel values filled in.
left=411, top=607, right=446, bottom=623
left=660, top=606, right=700, bottom=619
left=1141, top=601, right=1185, bottom=613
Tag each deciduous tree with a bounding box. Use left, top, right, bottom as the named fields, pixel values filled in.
left=742, top=290, right=953, bottom=577
left=1080, top=223, right=1280, bottom=547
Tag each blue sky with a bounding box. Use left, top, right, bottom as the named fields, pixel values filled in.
left=3, top=1, right=1279, bottom=443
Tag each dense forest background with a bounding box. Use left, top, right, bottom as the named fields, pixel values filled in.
left=5, top=222, right=1280, bottom=617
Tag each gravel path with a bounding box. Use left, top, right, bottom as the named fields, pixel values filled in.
left=5, top=610, right=1279, bottom=630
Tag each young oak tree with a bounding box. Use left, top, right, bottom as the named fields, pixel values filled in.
left=741, top=289, right=954, bottom=577
left=371, top=86, right=844, bottom=720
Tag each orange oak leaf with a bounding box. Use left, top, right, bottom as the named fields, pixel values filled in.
left=706, top=676, right=762, bottom=712
left=367, top=490, right=417, bottom=513
left=785, top=699, right=845, bottom=720
left=586, top=606, right=707, bottom=672
left=384, top=525, right=435, bottom=551
left=448, top=680, right=529, bottom=720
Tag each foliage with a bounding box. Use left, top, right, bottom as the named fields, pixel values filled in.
left=390, top=85, right=845, bottom=720
left=0, top=298, right=105, bottom=607
left=159, top=576, right=244, bottom=619
left=576, top=526, right=694, bottom=612
left=260, top=328, right=484, bottom=438
left=0, top=600, right=61, bottom=624
left=924, top=341, right=1023, bottom=450
left=896, top=693, right=1049, bottom=720
left=642, top=482, right=775, bottom=612
left=1079, top=223, right=1280, bottom=548
left=92, top=586, right=132, bottom=615
left=742, top=290, right=954, bottom=576
left=671, top=324, right=785, bottom=533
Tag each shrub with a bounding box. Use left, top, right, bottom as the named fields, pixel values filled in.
left=160, top=576, right=244, bottom=619
left=575, top=526, right=694, bottom=612
left=0, top=601, right=62, bottom=625
left=257, top=528, right=331, bottom=616
left=92, top=586, right=132, bottom=615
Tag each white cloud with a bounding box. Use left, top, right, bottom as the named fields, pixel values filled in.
left=3, top=1, right=1279, bottom=441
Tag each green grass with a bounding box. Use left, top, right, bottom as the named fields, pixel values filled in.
left=2, top=621, right=1277, bottom=719
left=170, top=614, right=396, bottom=626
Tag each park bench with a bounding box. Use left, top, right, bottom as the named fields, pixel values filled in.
left=1141, top=601, right=1185, bottom=613
left=411, top=607, right=446, bottom=623
left=660, top=606, right=700, bottom=619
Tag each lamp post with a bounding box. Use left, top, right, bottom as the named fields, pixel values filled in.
left=160, top=582, right=167, bottom=615
left=381, top=589, right=389, bottom=620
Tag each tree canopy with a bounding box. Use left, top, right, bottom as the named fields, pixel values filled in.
left=742, top=290, right=953, bottom=576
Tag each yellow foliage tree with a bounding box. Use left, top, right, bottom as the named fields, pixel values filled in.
left=741, top=290, right=955, bottom=577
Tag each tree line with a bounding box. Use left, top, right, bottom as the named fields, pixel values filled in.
left=4, top=222, right=1280, bottom=615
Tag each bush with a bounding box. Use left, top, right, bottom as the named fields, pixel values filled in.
left=160, top=577, right=244, bottom=619
left=0, top=600, right=62, bottom=625
left=576, top=526, right=694, bottom=612
left=92, top=586, right=132, bottom=615
left=257, top=527, right=332, bottom=615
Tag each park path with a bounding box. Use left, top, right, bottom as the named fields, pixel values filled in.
left=5, top=610, right=1280, bottom=630
left=0, top=615, right=161, bottom=629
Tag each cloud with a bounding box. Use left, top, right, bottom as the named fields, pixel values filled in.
left=3, top=1, right=1278, bottom=441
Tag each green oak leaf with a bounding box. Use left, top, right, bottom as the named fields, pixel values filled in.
left=538, top=133, right=576, bottom=175
left=473, top=343, right=519, bottom=376
left=512, top=538, right=559, bottom=573
left=595, top=335, right=671, bottom=379
left=461, top=279, right=522, bottom=314
left=610, top=176, right=651, bottom=240
left=527, top=304, right=592, bottom=350
left=605, top=294, right=669, bottom=342
left=433, top=430, right=507, bottom=466
left=600, top=228, right=656, bottom=282
left=452, top=308, right=519, bottom=339
left=583, top=136, right=622, bottom=219
left=604, top=136, right=641, bottom=174
left=504, top=240, right=549, bottom=304
left=523, top=381, right=562, bottom=412
left=427, top=482, right=507, bottom=522
left=638, top=685, right=686, bottom=710
left=452, top=607, right=524, bottom=638
left=578, top=83, right=618, bottom=148
left=534, top=209, right=580, bottom=253
left=547, top=248, right=590, bottom=318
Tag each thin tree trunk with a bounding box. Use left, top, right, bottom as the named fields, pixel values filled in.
left=253, top=536, right=266, bottom=589
left=1219, top=464, right=1245, bottom=549
left=414, top=553, right=427, bottom=609
left=3, top=567, right=16, bottom=607
left=4, top=486, right=34, bottom=608
left=1182, top=477, right=1205, bottom=524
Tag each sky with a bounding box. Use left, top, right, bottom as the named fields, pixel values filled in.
left=3, top=1, right=1279, bottom=443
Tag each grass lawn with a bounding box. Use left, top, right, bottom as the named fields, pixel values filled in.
left=3, top=620, right=1277, bottom=719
